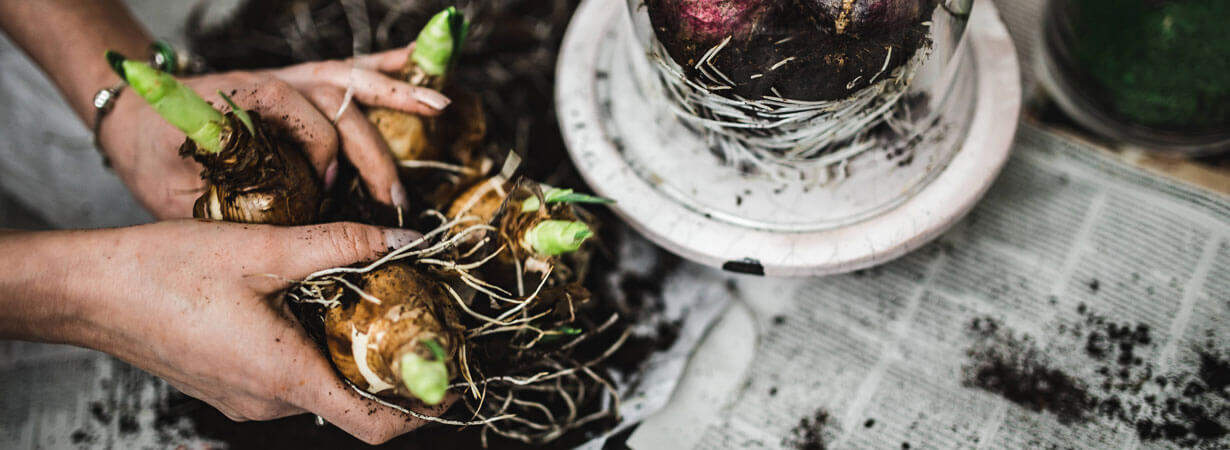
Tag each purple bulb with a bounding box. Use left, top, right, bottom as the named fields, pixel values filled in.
left=646, top=0, right=938, bottom=101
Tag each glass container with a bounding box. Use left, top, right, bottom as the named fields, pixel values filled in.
left=611, top=0, right=981, bottom=231
left=1037, top=0, right=1230, bottom=154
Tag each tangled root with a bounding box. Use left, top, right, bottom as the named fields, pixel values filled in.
left=288, top=206, right=622, bottom=444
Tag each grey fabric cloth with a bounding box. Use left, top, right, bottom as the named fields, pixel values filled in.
left=0, top=0, right=237, bottom=229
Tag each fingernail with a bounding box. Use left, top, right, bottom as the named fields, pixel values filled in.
left=324, top=160, right=339, bottom=189
left=383, top=229, right=421, bottom=251
left=390, top=182, right=409, bottom=210
left=421, top=92, right=451, bottom=110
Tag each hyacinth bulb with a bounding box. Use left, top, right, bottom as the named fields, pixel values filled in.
left=647, top=0, right=937, bottom=101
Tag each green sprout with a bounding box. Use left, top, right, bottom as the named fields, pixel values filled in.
left=217, top=90, right=254, bottom=134
left=521, top=188, right=614, bottom=213
left=524, top=220, right=593, bottom=256
left=398, top=338, right=449, bottom=405
left=106, top=50, right=227, bottom=154
left=541, top=326, right=584, bottom=344
left=411, top=7, right=471, bottom=78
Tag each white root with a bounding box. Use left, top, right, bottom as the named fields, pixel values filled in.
left=398, top=159, right=480, bottom=174
left=648, top=35, right=935, bottom=182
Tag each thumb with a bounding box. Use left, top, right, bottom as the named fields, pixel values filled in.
left=275, top=222, right=422, bottom=280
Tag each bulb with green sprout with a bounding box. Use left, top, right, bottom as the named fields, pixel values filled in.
left=447, top=177, right=607, bottom=258
left=368, top=6, right=486, bottom=177
left=523, top=220, right=594, bottom=256
left=323, top=262, right=463, bottom=405
left=106, top=51, right=321, bottom=225
left=317, top=176, right=608, bottom=406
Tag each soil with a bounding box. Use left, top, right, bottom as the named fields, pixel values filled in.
left=962, top=304, right=1229, bottom=448
left=647, top=1, right=936, bottom=101
left=145, top=395, right=616, bottom=450
left=188, top=0, right=579, bottom=183
left=964, top=316, right=1095, bottom=424
left=784, top=408, right=834, bottom=450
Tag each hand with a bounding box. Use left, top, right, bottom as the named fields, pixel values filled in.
left=41, top=220, right=446, bottom=444
left=99, top=47, right=448, bottom=220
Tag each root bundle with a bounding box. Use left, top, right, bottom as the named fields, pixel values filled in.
left=288, top=190, right=623, bottom=444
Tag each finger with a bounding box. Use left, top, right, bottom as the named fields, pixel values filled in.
left=284, top=344, right=455, bottom=444
left=348, top=45, right=415, bottom=74
left=223, top=77, right=340, bottom=176
left=278, top=62, right=450, bottom=115
left=273, top=222, right=421, bottom=280
left=309, top=381, right=456, bottom=445
left=334, top=69, right=450, bottom=115
left=303, top=88, right=405, bottom=208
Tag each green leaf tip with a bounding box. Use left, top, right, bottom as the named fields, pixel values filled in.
left=399, top=341, right=449, bottom=406
left=105, top=50, right=127, bottom=80
left=107, top=51, right=226, bottom=154
left=411, top=7, right=470, bottom=77
left=217, top=90, right=255, bottom=134
left=541, top=326, right=584, bottom=343
left=522, top=188, right=615, bottom=212
left=526, top=220, right=593, bottom=256
left=422, top=338, right=447, bottom=361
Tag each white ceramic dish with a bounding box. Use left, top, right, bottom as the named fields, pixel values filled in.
left=556, top=0, right=1020, bottom=277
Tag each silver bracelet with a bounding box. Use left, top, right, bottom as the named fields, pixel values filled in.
left=92, top=82, right=126, bottom=168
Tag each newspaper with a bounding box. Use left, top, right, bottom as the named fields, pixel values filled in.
left=627, top=124, right=1229, bottom=449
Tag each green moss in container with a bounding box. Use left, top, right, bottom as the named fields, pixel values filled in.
left=1069, top=0, right=1229, bottom=133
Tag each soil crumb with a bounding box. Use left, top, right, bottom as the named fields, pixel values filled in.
left=963, top=316, right=1094, bottom=424
left=785, top=409, right=833, bottom=450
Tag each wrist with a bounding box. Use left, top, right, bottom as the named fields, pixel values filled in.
left=96, top=89, right=144, bottom=169
left=0, top=228, right=127, bottom=347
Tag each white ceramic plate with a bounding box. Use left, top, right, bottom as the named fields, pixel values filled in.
left=556, top=0, right=1020, bottom=277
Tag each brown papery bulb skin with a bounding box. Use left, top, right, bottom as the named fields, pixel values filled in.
left=370, top=80, right=489, bottom=212
left=368, top=107, right=438, bottom=163
left=446, top=176, right=509, bottom=224
left=368, top=60, right=487, bottom=167
left=183, top=112, right=321, bottom=226
left=324, top=262, right=462, bottom=398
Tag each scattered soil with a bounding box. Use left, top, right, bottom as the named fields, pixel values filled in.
left=785, top=408, right=834, bottom=450
left=962, top=305, right=1229, bottom=448
left=963, top=316, right=1095, bottom=424
left=154, top=394, right=615, bottom=450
